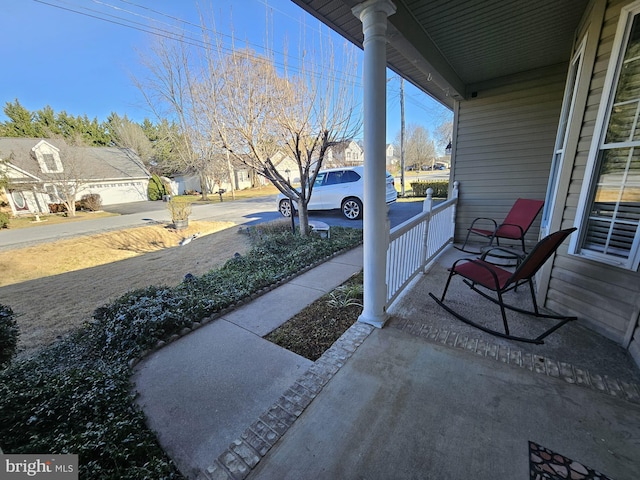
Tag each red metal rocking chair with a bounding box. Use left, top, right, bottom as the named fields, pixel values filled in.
left=457, top=198, right=544, bottom=254
left=430, top=227, right=577, bottom=344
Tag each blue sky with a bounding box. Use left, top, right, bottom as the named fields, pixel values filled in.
left=0, top=0, right=451, bottom=145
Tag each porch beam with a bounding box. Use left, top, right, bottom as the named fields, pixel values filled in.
left=353, top=0, right=396, bottom=328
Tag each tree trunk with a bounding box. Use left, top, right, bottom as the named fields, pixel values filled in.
left=298, top=203, right=311, bottom=236
left=199, top=173, right=209, bottom=201
left=66, top=200, right=76, bottom=217
left=226, top=151, right=236, bottom=200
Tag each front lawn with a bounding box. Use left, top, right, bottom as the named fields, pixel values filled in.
left=0, top=224, right=362, bottom=479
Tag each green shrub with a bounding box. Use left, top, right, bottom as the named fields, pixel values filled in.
left=148, top=174, right=168, bottom=201
left=410, top=180, right=449, bottom=198
left=0, top=304, right=18, bottom=368
left=0, top=212, right=9, bottom=229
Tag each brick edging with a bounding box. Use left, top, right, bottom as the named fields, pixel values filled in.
left=196, top=316, right=640, bottom=479
left=390, top=318, right=640, bottom=404
left=197, top=322, right=374, bottom=480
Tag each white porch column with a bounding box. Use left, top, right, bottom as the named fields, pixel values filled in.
left=353, top=0, right=396, bottom=328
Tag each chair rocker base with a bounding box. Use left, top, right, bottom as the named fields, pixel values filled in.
left=453, top=244, right=485, bottom=255
left=428, top=292, right=545, bottom=344
left=428, top=291, right=576, bottom=344
left=432, top=228, right=578, bottom=345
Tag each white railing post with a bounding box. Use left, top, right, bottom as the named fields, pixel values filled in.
left=385, top=182, right=460, bottom=308
left=423, top=187, right=434, bottom=213
left=422, top=187, right=434, bottom=270
left=451, top=181, right=460, bottom=239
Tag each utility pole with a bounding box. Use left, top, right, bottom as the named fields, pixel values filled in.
left=400, top=77, right=406, bottom=197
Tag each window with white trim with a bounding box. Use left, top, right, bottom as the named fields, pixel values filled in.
left=45, top=184, right=58, bottom=203
left=542, top=36, right=586, bottom=236
left=576, top=5, right=640, bottom=270
left=34, top=143, right=63, bottom=173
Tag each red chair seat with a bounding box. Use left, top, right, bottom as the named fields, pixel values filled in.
left=452, top=259, right=512, bottom=290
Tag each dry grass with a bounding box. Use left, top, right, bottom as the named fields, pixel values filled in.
left=1, top=221, right=252, bottom=356
left=6, top=211, right=118, bottom=229
left=0, top=221, right=234, bottom=287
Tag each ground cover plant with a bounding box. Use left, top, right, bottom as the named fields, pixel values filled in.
left=265, top=272, right=363, bottom=361
left=0, top=224, right=362, bottom=479
left=0, top=304, right=18, bottom=368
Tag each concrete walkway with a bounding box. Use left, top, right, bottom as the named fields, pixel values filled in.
left=133, top=247, right=364, bottom=478
left=132, top=245, right=640, bottom=480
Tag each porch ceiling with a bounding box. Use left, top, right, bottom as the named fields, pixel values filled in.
left=291, top=0, right=589, bottom=108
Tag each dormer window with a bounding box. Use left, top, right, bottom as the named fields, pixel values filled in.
left=42, top=153, right=57, bottom=171
left=32, top=140, right=63, bottom=173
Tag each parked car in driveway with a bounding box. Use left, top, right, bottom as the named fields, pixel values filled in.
left=277, top=166, right=397, bottom=220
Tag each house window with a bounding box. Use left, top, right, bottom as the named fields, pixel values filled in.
left=576, top=4, right=640, bottom=270
left=543, top=36, right=586, bottom=235
left=42, top=153, right=57, bottom=171
left=45, top=185, right=58, bottom=203
left=11, top=191, right=29, bottom=211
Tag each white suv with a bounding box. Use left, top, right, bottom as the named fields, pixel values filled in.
left=277, top=166, right=397, bottom=220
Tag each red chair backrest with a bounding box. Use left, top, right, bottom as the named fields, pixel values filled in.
left=509, top=227, right=577, bottom=285
left=497, top=198, right=545, bottom=238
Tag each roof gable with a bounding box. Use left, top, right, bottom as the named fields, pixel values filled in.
left=0, top=137, right=151, bottom=181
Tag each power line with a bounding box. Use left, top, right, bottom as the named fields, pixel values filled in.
left=34, top=0, right=364, bottom=87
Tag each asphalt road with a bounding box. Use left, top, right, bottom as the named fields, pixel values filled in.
left=0, top=196, right=427, bottom=251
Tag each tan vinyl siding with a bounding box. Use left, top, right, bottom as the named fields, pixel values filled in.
left=453, top=65, right=566, bottom=248
left=547, top=0, right=640, bottom=349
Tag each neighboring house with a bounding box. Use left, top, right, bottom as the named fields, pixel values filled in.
left=294, top=0, right=640, bottom=367
left=170, top=168, right=254, bottom=196
left=270, top=150, right=300, bottom=183
left=170, top=152, right=277, bottom=196
left=385, top=143, right=398, bottom=165
left=0, top=138, right=151, bottom=215
left=326, top=140, right=363, bottom=167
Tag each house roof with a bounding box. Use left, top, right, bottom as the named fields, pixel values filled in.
left=291, top=0, right=589, bottom=108
left=0, top=137, right=151, bottom=181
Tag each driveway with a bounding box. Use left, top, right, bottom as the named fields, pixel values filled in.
left=105, top=196, right=426, bottom=230
left=0, top=197, right=425, bottom=249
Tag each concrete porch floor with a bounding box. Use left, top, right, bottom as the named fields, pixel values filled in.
left=143, top=244, right=640, bottom=479
left=240, top=245, right=640, bottom=480
left=388, top=246, right=640, bottom=388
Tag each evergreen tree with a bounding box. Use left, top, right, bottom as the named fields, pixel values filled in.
left=147, top=173, right=168, bottom=200
left=0, top=100, right=111, bottom=145
left=0, top=99, right=38, bottom=137
left=34, top=105, right=63, bottom=137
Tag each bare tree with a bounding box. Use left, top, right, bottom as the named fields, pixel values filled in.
left=135, top=37, right=227, bottom=200
left=136, top=11, right=361, bottom=234
left=200, top=31, right=361, bottom=235
left=435, top=120, right=453, bottom=153
left=404, top=124, right=436, bottom=171
left=107, top=113, right=154, bottom=163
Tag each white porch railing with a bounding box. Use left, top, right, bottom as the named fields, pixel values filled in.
left=386, top=181, right=459, bottom=307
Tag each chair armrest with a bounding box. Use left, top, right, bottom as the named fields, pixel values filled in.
left=496, top=223, right=525, bottom=237
left=468, top=217, right=498, bottom=231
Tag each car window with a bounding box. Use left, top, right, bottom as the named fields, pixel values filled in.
left=325, top=172, right=342, bottom=185
left=343, top=170, right=361, bottom=183
left=314, top=172, right=326, bottom=187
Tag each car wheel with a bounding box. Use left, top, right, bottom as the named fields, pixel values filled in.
left=342, top=197, right=362, bottom=220
left=279, top=199, right=294, bottom=217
